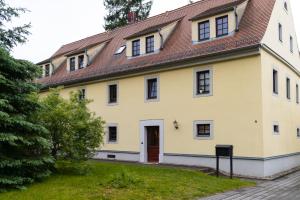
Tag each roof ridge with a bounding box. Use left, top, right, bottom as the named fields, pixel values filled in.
left=59, top=0, right=209, bottom=48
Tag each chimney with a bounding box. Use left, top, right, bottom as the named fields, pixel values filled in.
left=128, top=11, right=138, bottom=24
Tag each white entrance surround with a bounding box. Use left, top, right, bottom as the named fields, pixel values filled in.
left=139, top=120, right=164, bottom=163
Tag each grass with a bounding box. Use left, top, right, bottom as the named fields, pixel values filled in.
left=0, top=160, right=255, bottom=200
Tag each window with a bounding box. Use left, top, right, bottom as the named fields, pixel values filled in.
left=279, top=23, right=283, bottom=42
left=297, top=128, right=300, bottom=137
left=115, top=45, right=126, bottom=55
left=195, top=69, right=211, bottom=96
left=45, top=64, right=50, bottom=77
left=296, top=84, right=299, bottom=104
left=286, top=77, right=290, bottom=100
left=198, top=20, right=210, bottom=41
left=194, top=121, right=213, bottom=139
left=273, top=123, right=280, bottom=135
left=108, top=84, right=118, bottom=104
left=290, top=36, right=293, bottom=53
left=108, top=126, right=117, bottom=143
left=78, top=55, right=85, bottom=69
left=70, top=57, right=76, bottom=71
left=273, top=69, right=278, bottom=94
left=146, top=78, right=158, bottom=100
left=216, top=16, right=228, bottom=37
left=132, top=39, right=140, bottom=57
left=146, top=35, right=155, bottom=54
left=284, top=2, right=288, bottom=11
left=79, top=89, right=86, bottom=100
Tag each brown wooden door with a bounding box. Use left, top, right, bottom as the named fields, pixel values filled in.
left=147, top=126, right=159, bottom=163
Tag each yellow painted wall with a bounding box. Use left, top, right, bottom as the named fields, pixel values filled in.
left=44, top=55, right=265, bottom=157
left=261, top=49, right=300, bottom=157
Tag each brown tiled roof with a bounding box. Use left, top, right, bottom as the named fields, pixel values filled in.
left=38, top=0, right=276, bottom=88
left=189, top=0, right=248, bottom=21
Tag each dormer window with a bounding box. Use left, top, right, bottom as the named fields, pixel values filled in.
left=45, top=64, right=50, bottom=77
left=216, top=15, right=228, bottom=37
left=132, top=39, right=140, bottom=57
left=78, top=55, right=85, bottom=69
left=198, top=20, right=210, bottom=41
left=70, top=57, right=76, bottom=71
left=284, top=2, right=288, bottom=11
left=146, top=35, right=155, bottom=54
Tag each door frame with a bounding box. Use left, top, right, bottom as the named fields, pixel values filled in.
left=139, top=120, right=164, bottom=163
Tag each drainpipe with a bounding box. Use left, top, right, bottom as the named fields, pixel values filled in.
left=158, top=28, right=164, bottom=50
left=85, top=49, right=90, bottom=66
left=234, top=6, right=239, bottom=32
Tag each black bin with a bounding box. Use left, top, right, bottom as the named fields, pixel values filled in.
left=215, top=145, right=234, bottom=178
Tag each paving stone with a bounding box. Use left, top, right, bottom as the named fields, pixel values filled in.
left=199, top=171, right=300, bottom=200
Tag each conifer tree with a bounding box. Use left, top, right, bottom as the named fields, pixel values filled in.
left=104, top=0, right=153, bottom=31
left=0, top=0, right=53, bottom=190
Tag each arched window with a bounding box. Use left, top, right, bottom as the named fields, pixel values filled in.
left=284, top=2, right=288, bottom=11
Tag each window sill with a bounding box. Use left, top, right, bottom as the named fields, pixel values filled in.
left=194, top=136, right=213, bottom=140
left=107, top=102, right=118, bottom=106
left=194, top=93, right=213, bottom=98
left=145, top=98, right=159, bottom=103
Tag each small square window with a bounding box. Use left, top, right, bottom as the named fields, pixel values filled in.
left=146, top=77, right=159, bottom=101
left=70, top=57, right=76, bottom=71
left=78, top=55, right=85, bottom=69
left=132, top=39, right=140, bottom=57
left=194, top=121, right=213, bottom=139
left=108, top=84, right=118, bottom=104
left=273, top=123, right=280, bottom=135
left=108, top=126, right=117, bottom=143
left=146, top=35, right=155, bottom=54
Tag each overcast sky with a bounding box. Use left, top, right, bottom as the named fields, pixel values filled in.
left=8, top=0, right=300, bottom=63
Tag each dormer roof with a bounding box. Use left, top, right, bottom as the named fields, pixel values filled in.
left=189, top=0, right=248, bottom=21
left=37, top=0, right=276, bottom=88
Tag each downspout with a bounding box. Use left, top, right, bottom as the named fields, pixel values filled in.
left=234, top=6, right=239, bottom=32
left=158, top=28, right=164, bottom=50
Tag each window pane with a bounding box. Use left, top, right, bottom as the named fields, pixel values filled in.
left=273, top=70, right=278, bottom=94
left=45, top=64, right=50, bottom=77
left=70, top=57, right=76, bottom=71
left=197, top=124, right=211, bottom=137
left=147, top=78, right=158, bottom=99
left=78, top=55, right=84, bottom=69
left=109, top=84, right=117, bottom=103
left=197, top=70, right=210, bottom=95
left=216, top=16, right=228, bottom=37
left=132, top=40, right=140, bottom=57
left=198, top=21, right=210, bottom=41
left=109, top=127, right=117, bottom=142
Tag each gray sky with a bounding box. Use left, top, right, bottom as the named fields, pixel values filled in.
left=9, top=0, right=300, bottom=63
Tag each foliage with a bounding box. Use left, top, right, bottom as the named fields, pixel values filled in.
left=0, top=0, right=31, bottom=51
left=107, top=168, right=143, bottom=189
left=35, top=88, right=105, bottom=161
left=0, top=161, right=255, bottom=200
left=0, top=48, right=53, bottom=191
left=104, top=0, right=153, bottom=30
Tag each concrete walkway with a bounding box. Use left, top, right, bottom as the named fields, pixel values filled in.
left=200, top=171, right=300, bottom=200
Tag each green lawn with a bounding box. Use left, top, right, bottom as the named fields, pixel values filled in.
left=0, top=160, right=254, bottom=200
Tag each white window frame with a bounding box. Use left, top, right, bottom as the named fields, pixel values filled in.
left=107, top=82, right=119, bottom=106
left=144, top=75, right=160, bottom=102
left=193, top=67, right=213, bottom=98
left=193, top=120, right=214, bottom=140
left=273, top=122, right=280, bottom=135
left=107, top=123, right=118, bottom=144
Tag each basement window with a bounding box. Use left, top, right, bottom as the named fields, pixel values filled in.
left=273, top=123, right=280, bottom=135
left=115, top=45, right=126, bottom=55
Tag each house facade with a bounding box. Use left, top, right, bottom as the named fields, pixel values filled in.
left=38, top=0, right=300, bottom=178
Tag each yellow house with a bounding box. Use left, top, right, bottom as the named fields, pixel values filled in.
left=37, top=0, right=300, bottom=178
